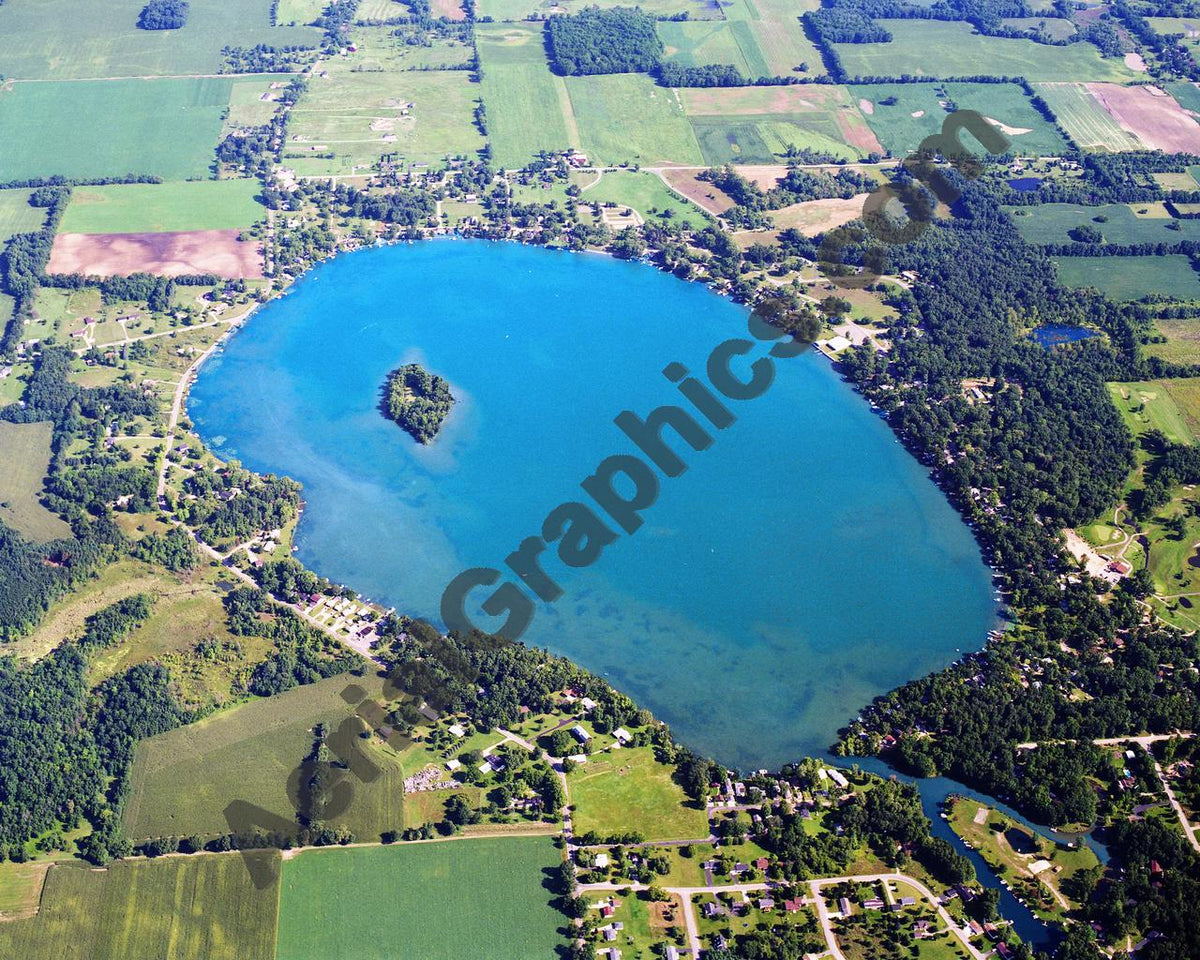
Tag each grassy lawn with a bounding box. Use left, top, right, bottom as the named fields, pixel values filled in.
left=477, top=23, right=575, bottom=168
left=834, top=21, right=1137, bottom=82
left=568, top=746, right=709, bottom=841
left=124, top=672, right=409, bottom=843
left=1007, top=202, right=1200, bottom=245
left=0, top=77, right=236, bottom=181
left=851, top=81, right=1069, bottom=157
left=1054, top=255, right=1200, bottom=301
left=59, top=180, right=266, bottom=234
left=586, top=170, right=710, bottom=229
left=0, top=854, right=280, bottom=960
left=275, top=837, right=566, bottom=960
left=1032, top=82, right=1142, bottom=151
left=946, top=797, right=1098, bottom=919
left=285, top=67, right=484, bottom=175
left=0, top=420, right=72, bottom=543
left=568, top=74, right=704, bottom=166
left=1107, top=381, right=1194, bottom=448
left=0, top=0, right=320, bottom=79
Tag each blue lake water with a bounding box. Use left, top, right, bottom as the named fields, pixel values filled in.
left=191, top=239, right=998, bottom=770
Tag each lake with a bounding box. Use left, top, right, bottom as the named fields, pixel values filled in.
left=191, top=239, right=998, bottom=770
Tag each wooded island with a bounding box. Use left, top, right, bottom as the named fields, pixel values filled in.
left=383, top=363, right=455, bottom=444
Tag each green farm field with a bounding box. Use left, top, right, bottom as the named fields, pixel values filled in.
left=477, top=0, right=717, bottom=21
left=1033, top=83, right=1141, bottom=151
left=658, top=20, right=758, bottom=76
left=725, top=0, right=825, bottom=78
left=1148, top=316, right=1200, bottom=366
left=0, top=0, right=321, bottom=79
left=568, top=746, right=709, bottom=841
left=0, top=77, right=236, bottom=181
left=1007, top=203, right=1200, bottom=245
left=834, top=21, right=1138, bottom=82
left=477, top=23, right=575, bottom=168
left=123, top=672, right=408, bottom=843
left=285, top=67, right=484, bottom=175
left=0, top=421, right=71, bottom=543
left=59, top=180, right=265, bottom=234
left=567, top=74, right=704, bottom=165
left=1054, top=255, right=1200, bottom=301
left=851, top=81, right=1069, bottom=156
left=0, top=188, right=47, bottom=241
left=0, top=854, right=280, bottom=960
left=679, top=83, right=878, bottom=164
left=275, top=837, right=566, bottom=960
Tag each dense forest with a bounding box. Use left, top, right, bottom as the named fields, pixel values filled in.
left=547, top=7, right=663, bottom=76
left=137, top=0, right=188, bottom=30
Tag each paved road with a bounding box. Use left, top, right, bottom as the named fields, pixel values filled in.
left=809, top=873, right=989, bottom=960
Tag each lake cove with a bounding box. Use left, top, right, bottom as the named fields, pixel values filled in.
left=190, top=239, right=997, bottom=770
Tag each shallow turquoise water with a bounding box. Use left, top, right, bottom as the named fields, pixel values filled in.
left=191, top=239, right=996, bottom=769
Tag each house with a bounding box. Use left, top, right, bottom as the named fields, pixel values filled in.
left=613, top=727, right=632, bottom=744
left=571, top=725, right=592, bottom=743
left=783, top=898, right=804, bottom=913
left=665, top=947, right=681, bottom=960
left=913, top=919, right=933, bottom=938
left=898, top=896, right=916, bottom=906
left=827, top=768, right=849, bottom=789
left=758, top=897, right=775, bottom=911
left=603, top=926, right=618, bottom=942
left=838, top=898, right=852, bottom=917
left=448, top=723, right=466, bottom=737
left=593, top=852, right=610, bottom=869
left=753, top=857, right=769, bottom=871
left=863, top=897, right=885, bottom=910
left=580, top=697, right=597, bottom=711
left=444, top=759, right=461, bottom=771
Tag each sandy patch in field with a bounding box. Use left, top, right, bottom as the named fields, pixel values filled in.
left=48, top=230, right=265, bottom=279
left=859, top=98, right=874, bottom=115
left=911, top=110, right=925, bottom=118
left=660, top=168, right=736, bottom=214
left=431, top=0, right=466, bottom=17
left=731, top=164, right=790, bottom=190
left=772, top=194, right=870, bottom=237
left=1086, top=83, right=1200, bottom=153
left=984, top=116, right=1033, bottom=136
left=1125, top=52, right=1148, bottom=73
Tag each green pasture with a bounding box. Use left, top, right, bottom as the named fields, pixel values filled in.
left=274, top=0, right=327, bottom=25
left=690, top=115, right=861, bottom=163
left=285, top=68, right=484, bottom=174
left=833, top=21, right=1138, bottom=82
left=567, top=74, right=704, bottom=166
left=568, top=746, right=709, bottom=841
left=851, top=81, right=1069, bottom=156
left=275, top=837, right=566, bottom=960
left=1007, top=202, right=1200, bottom=245
left=59, top=180, right=265, bottom=234
left=0, top=855, right=279, bottom=960
left=124, top=673, right=408, bottom=843
left=477, top=23, right=575, bottom=167
left=0, top=0, right=321, bottom=79
left=1000, top=15, right=1077, bottom=40
left=0, top=77, right=235, bottom=181
left=0, top=421, right=71, bottom=543
left=1148, top=316, right=1200, bottom=366
left=1054, top=255, right=1200, bottom=301
left=1032, top=82, right=1141, bottom=151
